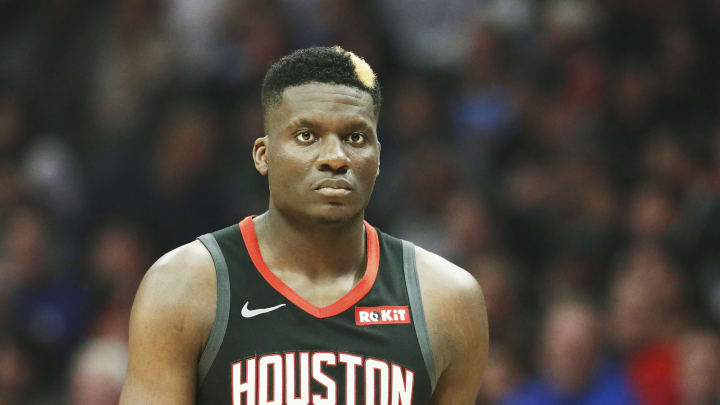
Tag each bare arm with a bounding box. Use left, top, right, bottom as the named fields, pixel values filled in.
left=120, top=241, right=216, bottom=405
left=416, top=246, right=489, bottom=405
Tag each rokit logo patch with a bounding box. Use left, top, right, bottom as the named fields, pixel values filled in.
left=355, top=306, right=411, bottom=325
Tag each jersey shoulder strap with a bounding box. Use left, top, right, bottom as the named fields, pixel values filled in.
left=401, top=237, right=437, bottom=390
left=195, top=228, right=233, bottom=386
left=377, top=231, right=437, bottom=390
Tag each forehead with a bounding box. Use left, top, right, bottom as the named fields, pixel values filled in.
left=267, top=83, right=376, bottom=132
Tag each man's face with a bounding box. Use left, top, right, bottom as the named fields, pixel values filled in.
left=255, top=83, right=380, bottom=224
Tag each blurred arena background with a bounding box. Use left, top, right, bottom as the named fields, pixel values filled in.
left=1, top=0, right=720, bottom=404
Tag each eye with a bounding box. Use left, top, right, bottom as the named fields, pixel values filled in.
left=295, top=130, right=316, bottom=143
left=346, top=132, right=366, bottom=145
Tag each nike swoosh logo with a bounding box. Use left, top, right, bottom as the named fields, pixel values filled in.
left=241, top=302, right=286, bottom=318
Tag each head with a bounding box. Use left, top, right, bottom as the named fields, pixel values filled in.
left=540, top=300, right=601, bottom=395
left=678, top=329, right=720, bottom=405
left=478, top=345, right=520, bottom=404
left=608, top=244, right=685, bottom=351
left=90, top=221, right=150, bottom=293
left=0, top=336, right=34, bottom=403
left=254, top=46, right=382, bottom=225
left=69, top=339, right=128, bottom=405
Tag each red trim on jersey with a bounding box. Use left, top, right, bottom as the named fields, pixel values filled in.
left=239, top=215, right=380, bottom=319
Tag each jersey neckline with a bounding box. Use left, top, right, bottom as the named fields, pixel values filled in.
left=238, top=215, right=380, bottom=319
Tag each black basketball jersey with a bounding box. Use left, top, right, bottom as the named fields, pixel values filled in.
left=195, top=216, right=436, bottom=405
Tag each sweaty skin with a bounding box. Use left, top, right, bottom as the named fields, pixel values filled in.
left=120, top=83, right=488, bottom=404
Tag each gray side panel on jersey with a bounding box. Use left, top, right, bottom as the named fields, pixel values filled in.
left=402, top=240, right=437, bottom=391
left=196, top=233, right=231, bottom=386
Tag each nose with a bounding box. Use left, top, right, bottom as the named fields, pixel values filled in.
left=316, top=135, right=350, bottom=173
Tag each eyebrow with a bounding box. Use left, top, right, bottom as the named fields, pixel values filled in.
left=286, top=117, right=375, bottom=134
left=289, top=118, right=318, bottom=129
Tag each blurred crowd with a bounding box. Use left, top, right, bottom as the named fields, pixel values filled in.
left=1, top=0, right=720, bottom=404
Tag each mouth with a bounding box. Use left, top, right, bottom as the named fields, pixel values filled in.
left=313, top=178, right=353, bottom=197
left=315, top=187, right=352, bottom=197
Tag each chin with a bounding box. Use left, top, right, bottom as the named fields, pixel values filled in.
left=310, top=204, right=362, bottom=225
left=315, top=215, right=347, bottom=225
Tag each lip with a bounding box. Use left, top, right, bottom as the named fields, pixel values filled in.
left=315, top=187, right=352, bottom=197
left=313, top=178, right=353, bottom=191
left=313, top=178, right=353, bottom=197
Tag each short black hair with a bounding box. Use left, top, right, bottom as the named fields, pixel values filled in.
left=261, top=46, right=382, bottom=117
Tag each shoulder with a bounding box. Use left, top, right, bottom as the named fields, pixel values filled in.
left=131, top=240, right=217, bottom=351
left=140, top=240, right=216, bottom=308
left=412, top=244, right=489, bottom=380
left=413, top=245, right=487, bottom=335
left=121, top=241, right=216, bottom=403
left=413, top=245, right=483, bottom=299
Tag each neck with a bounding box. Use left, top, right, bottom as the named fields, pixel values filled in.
left=253, top=208, right=367, bottom=279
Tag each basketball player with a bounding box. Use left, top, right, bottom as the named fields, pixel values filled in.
left=120, top=46, right=488, bottom=404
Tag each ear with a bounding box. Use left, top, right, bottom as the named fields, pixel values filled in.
left=376, top=141, right=381, bottom=177
left=253, top=136, right=269, bottom=176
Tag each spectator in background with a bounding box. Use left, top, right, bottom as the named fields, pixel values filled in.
left=0, top=336, right=35, bottom=405
left=367, top=74, right=446, bottom=227
left=478, top=344, right=522, bottom=405
left=442, top=191, right=498, bottom=261
left=213, top=0, right=292, bottom=84
left=677, top=328, right=720, bottom=405
left=2, top=0, right=720, bottom=402
left=91, top=0, right=174, bottom=136
left=502, top=300, right=638, bottom=405
left=375, top=0, right=477, bottom=69
left=469, top=254, right=525, bottom=348
left=20, top=135, right=85, bottom=227
left=625, top=185, right=678, bottom=245
left=163, top=0, right=230, bottom=77
left=3, top=206, right=93, bottom=383
left=145, top=103, right=227, bottom=252
left=0, top=89, right=28, bottom=159
left=607, top=245, right=688, bottom=405
left=451, top=22, right=515, bottom=183
left=86, top=221, right=151, bottom=341
left=68, top=338, right=128, bottom=405
left=385, top=146, right=462, bottom=258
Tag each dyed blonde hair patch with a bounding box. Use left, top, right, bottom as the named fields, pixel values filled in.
left=333, top=46, right=377, bottom=89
